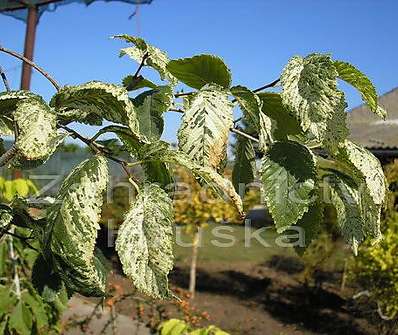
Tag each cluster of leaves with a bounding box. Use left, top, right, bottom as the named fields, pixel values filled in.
left=0, top=180, right=67, bottom=334
left=0, top=34, right=387, bottom=303
left=350, top=160, right=398, bottom=321
left=158, top=318, right=228, bottom=335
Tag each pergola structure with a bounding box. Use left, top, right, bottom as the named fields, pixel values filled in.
left=0, top=0, right=152, bottom=89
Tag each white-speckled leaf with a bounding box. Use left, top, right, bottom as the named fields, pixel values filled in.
left=135, top=141, right=244, bottom=216
left=258, top=112, right=273, bottom=153
left=14, top=97, right=66, bottom=161
left=116, top=183, right=174, bottom=299
left=325, top=174, right=380, bottom=254
left=280, top=54, right=346, bottom=144
left=334, top=61, right=387, bottom=119
left=50, top=81, right=141, bottom=137
left=178, top=84, right=233, bottom=169
left=336, top=140, right=386, bottom=206
left=260, top=141, right=316, bottom=232
left=0, top=90, right=37, bottom=116
left=46, top=155, right=109, bottom=296
left=0, top=117, right=14, bottom=136
left=115, top=35, right=177, bottom=85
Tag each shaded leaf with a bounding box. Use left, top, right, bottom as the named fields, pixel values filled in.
left=230, top=85, right=262, bottom=129
left=9, top=302, right=33, bottom=335
left=133, top=85, right=173, bottom=141
left=260, top=141, right=316, bottom=232
left=232, top=136, right=256, bottom=193
left=122, top=75, right=157, bottom=91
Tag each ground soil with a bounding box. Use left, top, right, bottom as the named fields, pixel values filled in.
left=104, top=258, right=378, bottom=335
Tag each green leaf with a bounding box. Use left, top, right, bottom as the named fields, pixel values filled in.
left=293, top=201, right=323, bottom=255
left=167, top=54, right=232, bottom=89
left=9, top=301, right=33, bottom=335
left=230, top=85, right=262, bottom=129
left=133, top=85, right=173, bottom=141
left=14, top=97, right=66, bottom=161
left=257, top=92, right=302, bottom=140
left=280, top=54, right=346, bottom=142
left=50, top=81, right=141, bottom=137
left=137, top=141, right=244, bottom=216
left=232, top=136, right=256, bottom=193
left=22, top=289, right=49, bottom=331
left=334, top=60, right=387, bottom=119
left=178, top=84, right=233, bottom=169
left=115, top=35, right=177, bottom=85
left=159, top=319, right=190, bottom=335
left=46, top=155, right=109, bottom=296
left=258, top=112, right=273, bottom=152
left=122, top=75, right=157, bottom=91
left=0, top=285, right=18, bottom=313
left=260, top=141, right=316, bottom=232
left=116, top=183, right=174, bottom=299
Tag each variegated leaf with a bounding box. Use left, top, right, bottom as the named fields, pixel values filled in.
left=258, top=112, right=273, bottom=152
left=0, top=90, right=37, bottom=117
left=0, top=116, right=13, bottom=136
left=115, top=35, right=177, bottom=85
left=14, top=98, right=66, bottom=161
left=325, top=175, right=371, bottom=254
left=260, top=141, right=316, bottom=232
left=50, top=81, right=141, bottom=138
left=178, top=84, right=233, bottom=169
left=335, top=140, right=386, bottom=206
left=116, top=183, right=174, bottom=299
left=134, top=141, right=244, bottom=216
left=122, top=75, right=157, bottom=91
left=334, top=61, right=387, bottom=119
left=280, top=54, right=346, bottom=144
left=167, top=55, right=232, bottom=89
left=46, top=155, right=109, bottom=296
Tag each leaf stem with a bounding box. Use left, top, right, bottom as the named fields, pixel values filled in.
left=230, top=127, right=259, bottom=143
left=0, top=45, right=60, bottom=91
left=133, top=52, right=149, bottom=79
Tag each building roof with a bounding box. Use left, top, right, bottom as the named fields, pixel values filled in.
left=349, top=87, right=398, bottom=149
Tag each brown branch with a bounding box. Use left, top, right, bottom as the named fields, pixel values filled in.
left=0, top=46, right=60, bottom=91
left=175, top=92, right=194, bottom=98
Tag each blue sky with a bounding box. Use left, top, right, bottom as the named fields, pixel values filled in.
left=1, top=0, right=398, bottom=142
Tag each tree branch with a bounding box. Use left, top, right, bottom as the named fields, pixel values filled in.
left=0, top=45, right=60, bottom=91
left=133, top=52, right=149, bottom=79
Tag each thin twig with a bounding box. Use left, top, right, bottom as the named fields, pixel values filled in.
left=168, top=108, right=184, bottom=113
left=8, top=228, right=21, bottom=299
left=133, top=52, right=149, bottom=79
left=230, top=128, right=259, bottom=143
left=0, top=65, right=11, bottom=91
left=0, top=45, right=60, bottom=91
left=175, top=92, right=194, bottom=98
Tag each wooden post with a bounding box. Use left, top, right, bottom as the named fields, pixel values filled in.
left=20, top=5, right=38, bottom=90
